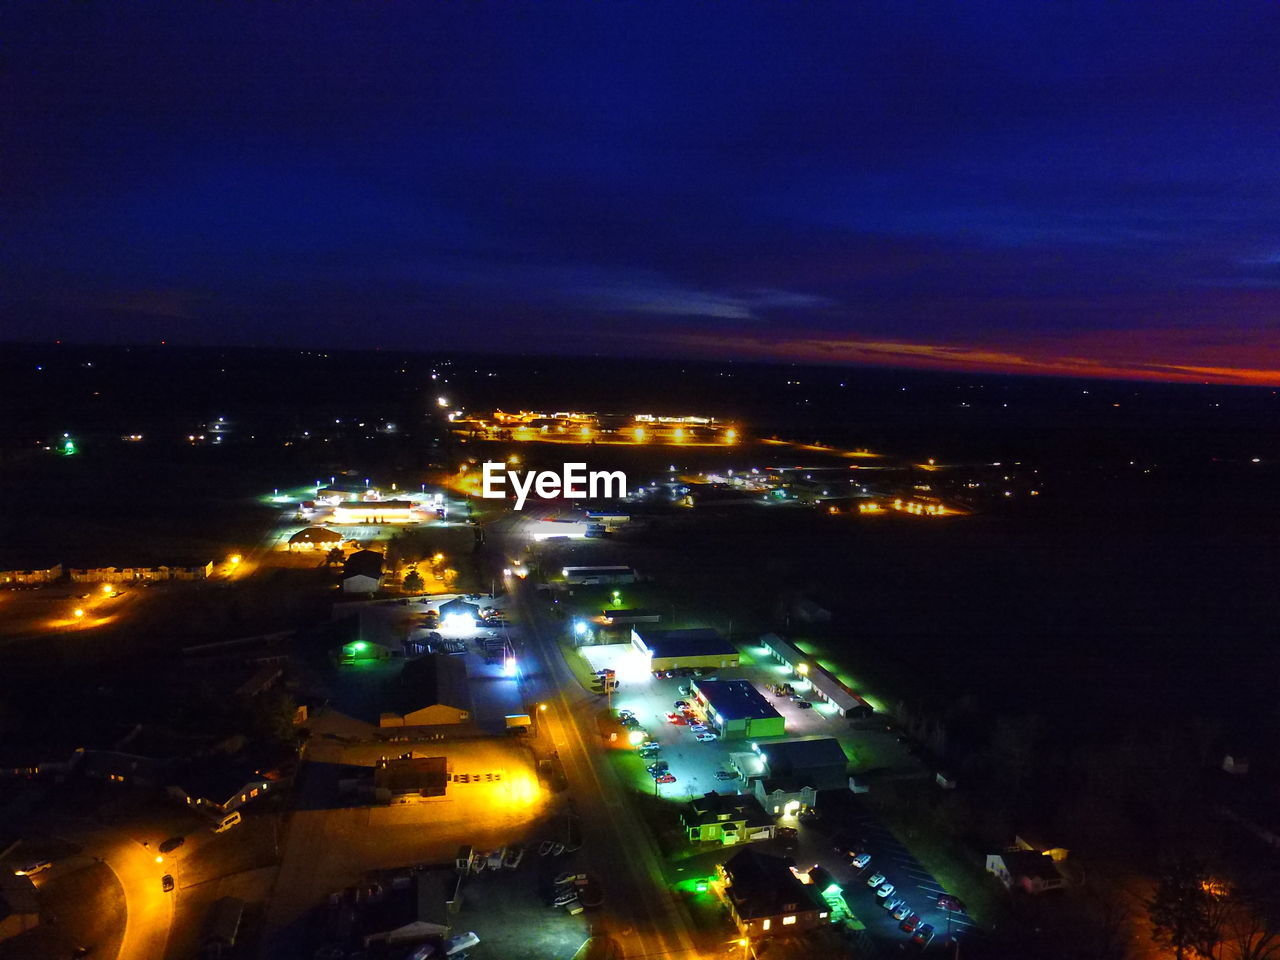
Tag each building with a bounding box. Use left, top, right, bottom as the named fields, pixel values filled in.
left=380, top=655, right=471, bottom=727
left=599, top=607, right=661, bottom=626
left=0, top=562, right=62, bottom=586
left=986, top=850, right=1067, bottom=894
left=0, top=873, right=39, bottom=943
left=318, top=482, right=380, bottom=502
left=683, top=791, right=775, bottom=845
left=288, top=527, right=344, bottom=550
left=437, top=597, right=481, bottom=628
left=331, top=500, right=418, bottom=524
left=80, top=750, right=171, bottom=788
left=744, top=738, right=850, bottom=817
left=561, top=565, right=637, bottom=585
left=68, top=562, right=212, bottom=583
left=631, top=627, right=740, bottom=672
left=759, top=634, right=873, bottom=718
left=169, top=560, right=214, bottom=580
left=342, top=550, right=384, bottom=593
left=373, top=755, right=448, bottom=801
left=691, top=680, right=785, bottom=740
left=716, top=849, right=829, bottom=938
left=168, top=760, right=280, bottom=814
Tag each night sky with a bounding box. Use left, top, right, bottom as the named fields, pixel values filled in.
left=6, top=3, right=1280, bottom=385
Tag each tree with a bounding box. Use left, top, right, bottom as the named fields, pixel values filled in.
left=1227, top=905, right=1280, bottom=960
left=326, top=547, right=344, bottom=566
left=403, top=568, right=424, bottom=593
left=1148, top=856, right=1216, bottom=960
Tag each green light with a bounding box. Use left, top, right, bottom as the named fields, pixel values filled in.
left=352, top=641, right=367, bottom=652
left=61, top=439, right=77, bottom=455
left=695, top=881, right=708, bottom=893
left=822, top=882, right=843, bottom=896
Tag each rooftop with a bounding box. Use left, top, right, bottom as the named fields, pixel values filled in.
left=633, top=627, right=737, bottom=660
left=393, top=654, right=470, bottom=714
left=684, top=791, right=774, bottom=829
left=695, top=680, right=782, bottom=723
left=756, top=737, right=848, bottom=775
left=721, top=848, right=827, bottom=921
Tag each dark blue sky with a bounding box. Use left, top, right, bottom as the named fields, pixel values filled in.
left=5, top=2, right=1280, bottom=383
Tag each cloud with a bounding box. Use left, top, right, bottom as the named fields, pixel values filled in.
left=660, top=329, right=1280, bottom=387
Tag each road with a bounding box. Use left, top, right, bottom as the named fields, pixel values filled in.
left=483, top=506, right=701, bottom=960
left=62, top=827, right=174, bottom=960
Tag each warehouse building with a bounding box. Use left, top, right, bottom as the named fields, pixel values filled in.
left=631, top=627, right=740, bottom=672
left=691, top=679, right=785, bottom=740
left=759, top=633, right=873, bottom=718
left=561, top=565, right=637, bottom=584
left=380, top=655, right=472, bottom=728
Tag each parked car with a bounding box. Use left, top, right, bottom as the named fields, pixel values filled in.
left=159, top=836, right=185, bottom=853
left=883, top=897, right=904, bottom=913
left=503, top=845, right=525, bottom=869
left=900, top=913, right=920, bottom=933
left=665, top=713, right=686, bottom=724
left=14, top=860, right=52, bottom=877
left=866, top=873, right=886, bottom=888
left=678, top=684, right=692, bottom=696
left=673, top=700, right=690, bottom=710
left=851, top=852, right=872, bottom=869
left=714, top=770, right=739, bottom=780
left=795, top=700, right=813, bottom=710
left=893, top=902, right=913, bottom=921
left=655, top=773, right=676, bottom=784
left=689, top=723, right=708, bottom=733
left=161, top=874, right=175, bottom=892
left=937, top=894, right=967, bottom=912
left=646, top=761, right=670, bottom=774
left=776, top=827, right=798, bottom=839
left=694, top=732, right=716, bottom=742
left=913, top=923, right=935, bottom=944
left=877, top=882, right=895, bottom=899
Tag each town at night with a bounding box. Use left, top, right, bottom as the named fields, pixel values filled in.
left=3, top=5, right=1280, bottom=960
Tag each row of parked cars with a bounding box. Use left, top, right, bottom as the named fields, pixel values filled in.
left=841, top=843, right=963, bottom=947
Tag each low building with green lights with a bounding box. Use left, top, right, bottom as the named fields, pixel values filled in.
left=715, top=848, right=829, bottom=937
left=691, top=679, right=784, bottom=740
left=682, top=790, right=775, bottom=844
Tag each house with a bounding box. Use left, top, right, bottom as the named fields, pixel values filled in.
left=986, top=850, right=1067, bottom=894
left=380, top=655, right=471, bottom=727
left=631, top=627, right=740, bottom=671
left=683, top=791, right=775, bottom=844
left=691, top=680, right=785, bottom=740
left=0, top=562, right=62, bottom=586
left=599, top=607, right=661, bottom=626
left=168, top=560, right=214, bottom=580
left=746, top=738, right=849, bottom=817
left=80, top=750, right=171, bottom=788
left=0, top=873, right=39, bottom=943
left=716, top=848, right=829, bottom=937
left=342, top=550, right=384, bottom=593
left=288, top=527, right=344, bottom=551
left=167, top=759, right=282, bottom=814
left=373, top=756, right=448, bottom=801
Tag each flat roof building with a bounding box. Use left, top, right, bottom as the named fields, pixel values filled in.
left=631, top=627, right=740, bottom=672
left=373, top=756, right=448, bottom=800
left=692, top=679, right=785, bottom=740
left=748, top=737, right=850, bottom=816
left=331, top=500, right=417, bottom=524
left=759, top=633, right=872, bottom=717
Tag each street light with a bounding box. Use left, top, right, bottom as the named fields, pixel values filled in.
left=73, top=608, right=85, bottom=619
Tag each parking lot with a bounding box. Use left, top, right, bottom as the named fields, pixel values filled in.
left=773, top=793, right=976, bottom=952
